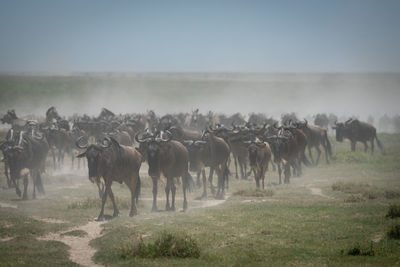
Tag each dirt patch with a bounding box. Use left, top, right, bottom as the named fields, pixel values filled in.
left=32, top=216, right=68, bottom=224
left=241, top=198, right=279, bottom=203
left=0, top=237, right=14, bottom=242
left=0, top=202, right=17, bottom=209
left=372, top=233, right=383, bottom=243
left=39, top=220, right=105, bottom=267
left=307, top=185, right=334, bottom=199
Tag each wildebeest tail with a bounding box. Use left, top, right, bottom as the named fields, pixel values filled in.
left=135, top=176, right=141, bottom=203
left=375, top=134, right=385, bottom=154
left=186, top=172, right=195, bottom=192
left=324, top=131, right=332, bottom=157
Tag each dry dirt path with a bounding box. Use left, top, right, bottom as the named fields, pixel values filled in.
left=39, top=220, right=105, bottom=267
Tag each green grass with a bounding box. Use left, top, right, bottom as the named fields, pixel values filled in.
left=0, top=131, right=400, bottom=266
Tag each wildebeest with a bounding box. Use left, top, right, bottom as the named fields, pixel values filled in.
left=333, top=119, right=384, bottom=154
left=184, top=129, right=230, bottom=199
left=265, top=131, right=299, bottom=184
left=1, top=110, right=28, bottom=131
left=43, top=124, right=73, bottom=170
left=295, top=120, right=332, bottom=165
left=76, top=136, right=142, bottom=220
left=135, top=131, right=194, bottom=211
left=3, top=131, right=49, bottom=199
left=245, top=139, right=272, bottom=189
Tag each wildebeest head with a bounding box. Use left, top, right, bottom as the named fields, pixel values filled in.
left=183, top=140, right=207, bottom=171
left=76, top=136, right=112, bottom=181
left=245, top=140, right=265, bottom=167
left=265, top=135, right=288, bottom=163
left=135, top=130, right=172, bottom=177
left=1, top=110, right=17, bottom=124
left=332, top=120, right=349, bottom=142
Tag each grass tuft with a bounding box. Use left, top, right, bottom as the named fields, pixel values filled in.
left=344, top=194, right=365, bottom=203
left=387, top=224, right=400, bottom=239
left=344, top=242, right=375, bottom=256
left=233, top=188, right=274, bottom=197
left=119, top=231, right=200, bottom=259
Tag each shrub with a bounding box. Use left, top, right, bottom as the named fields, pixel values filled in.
left=119, top=231, right=200, bottom=259
left=386, top=204, right=400, bottom=218
left=344, top=194, right=365, bottom=203
left=387, top=224, right=400, bottom=239
left=345, top=242, right=375, bottom=256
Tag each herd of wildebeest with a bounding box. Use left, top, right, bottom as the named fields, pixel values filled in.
left=0, top=107, right=384, bottom=221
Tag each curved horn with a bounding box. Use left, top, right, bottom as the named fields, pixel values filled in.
left=183, top=140, right=194, bottom=146
left=135, top=131, right=147, bottom=143
left=100, top=137, right=112, bottom=148
left=33, top=131, right=44, bottom=140
left=75, top=136, right=88, bottom=149
left=345, top=118, right=353, bottom=125
left=160, top=130, right=172, bottom=142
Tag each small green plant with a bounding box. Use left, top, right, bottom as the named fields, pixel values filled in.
left=387, top=224, right=400, bottom=239
left=345, top=242, right=375, bottom=256
left=233, top=188, right=274, bottom=197
left=386, top=204, right=400, bottom=218
left=119, top=231, right=200, bottom=259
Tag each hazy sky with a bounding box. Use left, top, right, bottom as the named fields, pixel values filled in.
left=1, top=0, right=400, bottom=72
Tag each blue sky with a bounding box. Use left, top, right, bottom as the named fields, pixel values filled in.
left=0, top=0, right=399, bottom=72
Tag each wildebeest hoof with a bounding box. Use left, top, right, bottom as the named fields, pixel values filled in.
left=151, top=207, right=158, bottom=212
left=215, top=194, right=224, bottom=200
left=96, top=216, right=105, bottom=222
left=129, top=211, right=137, bottom=217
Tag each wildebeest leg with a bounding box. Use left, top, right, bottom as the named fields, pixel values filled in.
left=234, top=156, right=239, bottom=179
left=215, top=165, right=225, bottom=200
left=277, top=163, right=282, bottom=184
left=208, top=167, right=216, bottom=195
left=23, top=175, right=28, bottom=200
left=182, top=174, right=188, bottom=211
left=351, top=141, right=356, bottom=152
left=31, top=171, right=37, bottom=199
left=151, top=177, right=158, bottom=212
left=284, top=163, right=291, bottom=184
left=201, top=169, right=207, bottom=199
left=127, top=176, right=138, bottom=217
left=363, top=141, right=368, bottom=153
left=52, top=148, right=56, bottom=170
left=261, top=166, right=266, bottom=190
left=97, top=180, right=111, bottom=221
left=171, top=178, right=176, bottom=211
left=315, top=146, right=321, bottom=166
left=323, top=143, right=330, bottom=164
left=308, top=146, right=314, bottom=165
left=270, top=161, right=276, bottom=172
left=5, top=162, right=12, bottom=188
left=107, top=184, right=119, bottom=218
left=165, top=177, right=171, bottom=211
left=196, top=171, right=201, bottom=188
left=370, top=137, right=375, bottom=155
left=255, top=171, right=260, bottom=188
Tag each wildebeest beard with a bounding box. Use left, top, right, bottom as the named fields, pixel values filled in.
left=147, top=142, right=161, bottom=177
left=85, top=145, right=103, bottom=180
left=248, top=146, right=258, bottom=166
